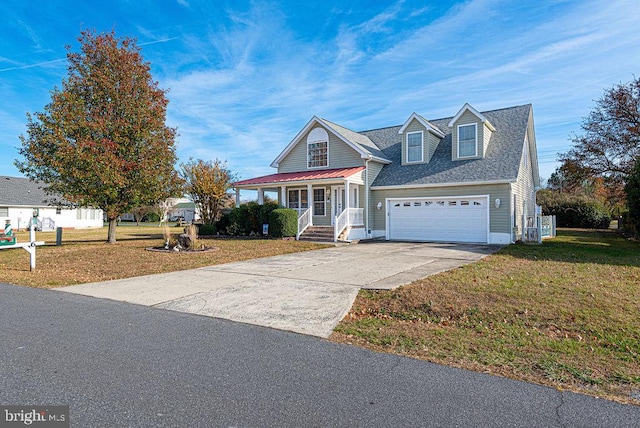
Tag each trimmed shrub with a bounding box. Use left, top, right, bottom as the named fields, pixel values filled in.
left=227, top=202, right=281, bottom=235
left=216, top=212, right=230, bottom=234
left=269, top=209, right=298, bottom=238
left=228, top=203, right=251, bottom=235
left=198, top=224, right=216, bottom=236
left=258, top=202, right=279, bottom=228
left=537, top=190, right=611, bottom=228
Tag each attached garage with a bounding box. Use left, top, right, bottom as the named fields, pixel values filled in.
left=387, top=196, right=489, bottom=243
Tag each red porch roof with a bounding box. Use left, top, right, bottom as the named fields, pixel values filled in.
left=233, top=166, right=365, bottom=187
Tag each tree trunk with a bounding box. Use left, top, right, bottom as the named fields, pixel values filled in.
left=107, top=217, right=118, bottom=243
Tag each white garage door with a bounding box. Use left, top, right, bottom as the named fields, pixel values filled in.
left=388, top=197, right=488, bottom=243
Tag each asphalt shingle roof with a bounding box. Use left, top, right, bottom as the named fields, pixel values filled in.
left=321, top=118, right=390, bottom=161
left=0, top=176, right=54, bottom=206
left=362, top=104, right=532, bottom=187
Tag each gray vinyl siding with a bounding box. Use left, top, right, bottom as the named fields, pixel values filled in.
left=278, top=126, right=364, bottom=173
left=350, top=170, right=365, bottom=185
left=452, top=110, right=485, bottom=160
left=402, top=119, right=426, bottom=165
left=277, top=185, right=331, bottom=225
left=483, top=123, right=493, bottom=157
left=512, top=129, right=536, bottom=238
left=312, top=186, right=330, bottom=226
left=401, top=119, right=442, bottom=165
left=427, top=132, right=441, bottom=163
left=370, top=183, right=511, bottom=234
left=366, top=162, right=385, bottom=232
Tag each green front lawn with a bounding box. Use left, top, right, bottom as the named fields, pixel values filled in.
left=331, top=229, right=640, bottom=405
left=0, top=226, right=327, bottom=287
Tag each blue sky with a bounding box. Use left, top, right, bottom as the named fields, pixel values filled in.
left=1, top=0, right=639, bottom=183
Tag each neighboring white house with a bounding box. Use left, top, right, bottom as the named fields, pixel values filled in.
left=167, top=199, right=199, bottom=222
left=0, top=176, right=103, bottom=230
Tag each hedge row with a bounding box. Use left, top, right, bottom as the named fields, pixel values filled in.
left=537, top=191, right=611, bottom=228
left=197, top=202, right=297, bottom=238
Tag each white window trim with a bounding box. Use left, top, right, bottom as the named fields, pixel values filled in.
left=287, top=189, right=300, bottom=209
left=307, top=140, right=328, bottom=169
left=287, top=189, right=309, bottom=210
left=313, top=188, right=326, bottom=216
left=406, top=131, right=424, bottom=163
left=457, top=123, right=478, bottom=158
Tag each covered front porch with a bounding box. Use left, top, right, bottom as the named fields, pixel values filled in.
left=232, top=167, right=367, bottom=242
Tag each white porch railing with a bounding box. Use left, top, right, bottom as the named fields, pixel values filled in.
left=348, top=208, right=364, bottom=226
left=334, top=208, right=364, bottom=242
left=296, top=208, right=312, bottom=240
left=42, top=217, right=56, bottom=231
left=28, top=217, right=55, bottom=232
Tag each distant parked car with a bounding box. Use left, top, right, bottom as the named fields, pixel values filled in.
left=169, top=215, right=184, bottom=222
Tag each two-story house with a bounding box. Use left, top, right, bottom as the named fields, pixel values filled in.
left=232, top=103, right=540, bottom=244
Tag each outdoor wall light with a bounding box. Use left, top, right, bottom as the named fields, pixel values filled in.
left=376, top=201, right=383, bottom=210
left=495, top=198, right=501, bottom=208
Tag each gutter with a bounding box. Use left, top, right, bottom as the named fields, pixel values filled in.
left=370, top=179, right=516, bottom=190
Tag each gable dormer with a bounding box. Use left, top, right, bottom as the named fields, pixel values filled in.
left=271, top=116, right=390, bottom=173
left=398, top=113, right=445, bottom=165
left=448, top=103, right=495, bottom=161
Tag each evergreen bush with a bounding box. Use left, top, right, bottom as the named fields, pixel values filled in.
left=269, top=209, right=298, bottom=237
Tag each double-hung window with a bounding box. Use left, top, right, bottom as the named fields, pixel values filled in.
left=288, top=190, right=300, bottom=209
left=406, top=131, right=423, bottom=163
left=457, top=124, right=477, bottom=158
left=288, top=189, right=309, bottom=212
left=313, top=188, right=325, bottom=216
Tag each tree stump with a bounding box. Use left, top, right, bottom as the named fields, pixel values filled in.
left=177, top=234, right=192, bottom=250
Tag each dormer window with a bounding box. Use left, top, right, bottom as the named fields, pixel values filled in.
left=307, top=128, right=328, bottom=168
left=457, top=124, right=477, bottom=158
left=406, top=131, right=423, bottom=163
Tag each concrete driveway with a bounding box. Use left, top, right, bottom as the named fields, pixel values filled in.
left=57, top=241, right=498, bottom=337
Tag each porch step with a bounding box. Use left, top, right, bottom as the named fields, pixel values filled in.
left=299, top=226, right=335, bottom=242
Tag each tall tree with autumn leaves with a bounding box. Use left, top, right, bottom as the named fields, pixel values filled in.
left=180, top=159, right=237, bottom=225
left=16, top=30, right=181, bottom=243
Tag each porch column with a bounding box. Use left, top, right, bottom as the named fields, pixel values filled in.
left=344, top=180, right=350, bottom=211
left=235, top=188, right=240, bottom=208
left=280, top=186, right=286, bottom=208
left=257, top=188, right=264, bottom=205
left=307, top=183, right=312, bottom=214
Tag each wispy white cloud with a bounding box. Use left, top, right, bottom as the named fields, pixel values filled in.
left=3, top=0, right=640, bottom=181
left=17, top=19, right=42, bottom=50
left=0, top=58, right=66, bottom=73
left=138, top=37, right=180, bottom=46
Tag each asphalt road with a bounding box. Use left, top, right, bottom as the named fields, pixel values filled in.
left=1, top=283, right=638, bottom=427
